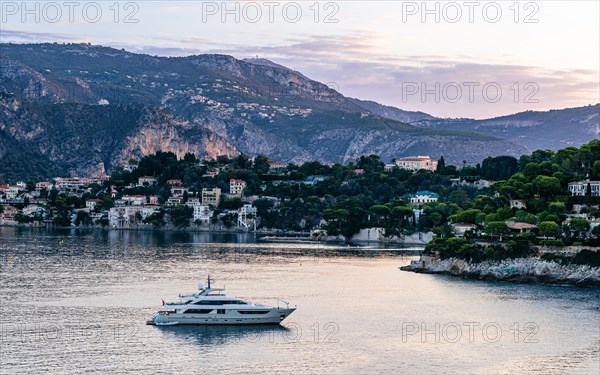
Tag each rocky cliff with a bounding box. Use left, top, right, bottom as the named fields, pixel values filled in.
left=402, top=256, right=600, bottom=287
left=0, top=92, right=237, bottom=179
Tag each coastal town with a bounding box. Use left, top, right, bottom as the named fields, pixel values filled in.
left=1, top=155, right=439, bottom=231
left=1, top=145, right=599, bottom=248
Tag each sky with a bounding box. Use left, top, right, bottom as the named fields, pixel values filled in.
left=1, top=1, right=599, bottom=119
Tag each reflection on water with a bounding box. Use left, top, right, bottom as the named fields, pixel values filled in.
left=157, top=324, right=291, bottom=347
left=6, top=226, right=261, bottom=247
left=1, top=227, right=599, bottom=374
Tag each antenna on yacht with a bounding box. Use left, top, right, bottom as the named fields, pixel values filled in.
left=207, top=275, right=211, bottom=289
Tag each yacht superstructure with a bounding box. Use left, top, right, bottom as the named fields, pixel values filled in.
left=146, top=276, right=296, bottom=326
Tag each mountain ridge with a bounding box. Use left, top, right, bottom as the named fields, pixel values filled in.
left=414, top=104, right=600, bottom=151
left=0, top=42, right=596, bottom=181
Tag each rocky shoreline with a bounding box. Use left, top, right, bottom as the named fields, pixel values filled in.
left=400, top=257, right=600, bottom=287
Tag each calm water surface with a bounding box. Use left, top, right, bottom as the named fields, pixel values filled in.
left=1, top=228, right=599, bottom=374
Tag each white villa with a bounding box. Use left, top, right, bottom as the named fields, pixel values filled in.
left=395, top=156, right=438, bottom=172
left=193, top=204, right=213, bottom=224
left=138, top=176, right=157, bottom=186
left=405, top=190, right=439, bottom=204
left=568, top=180, right=600, bottom=196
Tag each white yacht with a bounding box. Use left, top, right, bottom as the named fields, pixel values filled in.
left=146, top=276, right=296, bottom=326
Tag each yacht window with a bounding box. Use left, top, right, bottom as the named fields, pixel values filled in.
left=183, top=309, right=213, bottom=314
left=194, top=300, right=246, bottom=305
left=237, top=310, right=269, bottom=315
left=217, top=309, right=226, bottom=314
left=170, top=300, right=192, bottom=305
left=194, top=300, right=223, bottom=305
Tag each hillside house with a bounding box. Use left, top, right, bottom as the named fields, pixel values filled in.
left=193, top=204, right=213, bottom=224
left=2, top=205, right=18, bottom=224
left=186, top=197, right=201, bottom=207
left=22, top=205, right=44, bottom=217
left=86, top=199, right=103, bottom=210
left=395, top=156, right=438, bottom=172
left=568, top=180, right=600, bottom=196
left=230, top=179, right=247, bottom=197
left=35, top=182, right=51, bottom=191
left=138, top=176, right=157, bottom=186
left=268, top=162, right=288, bottom=170
left=452, top=223, right=477, bottom=237
left=167, top=197, right=183, bottom=205
left=506, top=221, right=537, bottom=233
left=122, top=195, right=145, bottom=206
left=171, top=186, right=187, bottom=197
left=405, top=191, right=439, bottom=204
left=167, top=179, right=183, bottom=186
left=202, top=188, right=221, bottom=207
left=509, top=200, right=527, bottom=210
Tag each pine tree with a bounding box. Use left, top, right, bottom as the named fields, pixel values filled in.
left=436, top=156, right=446, bottom=174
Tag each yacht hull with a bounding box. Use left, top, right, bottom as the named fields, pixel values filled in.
left=147, top=308, right=296, bottom=326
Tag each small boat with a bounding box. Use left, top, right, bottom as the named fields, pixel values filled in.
left=146, top=276, right=296, bottom=326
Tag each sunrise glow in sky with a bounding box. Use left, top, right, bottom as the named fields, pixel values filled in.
left=1, top=1, right=598, bottom=118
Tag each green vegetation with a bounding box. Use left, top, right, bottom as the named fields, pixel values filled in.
left=425, top=237, right=536, bottom=263
left=101, top=140, right=599, bottom=245
left=541, top=250, right=600, bottom=267
left=0, top=127, right=68, bottom=183
left=143, top=210, right=165, bottom=227
left=6, top=137, right=600, bottom=264
left=169, top=206, right=193, bottom=228
left=415, top=140, right=600, bottom=266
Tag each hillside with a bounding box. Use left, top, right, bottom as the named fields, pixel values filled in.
left=461, top=105, right=599, bottom=150
left=349, top=97, right=437, bottom=123
left=406, top=105, right=600, bottom=151
left=0, top=92, right=237, bottom=179
left=0, top=42, right=580, bottom=181
left=349, top=96, right=599, bottom=152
